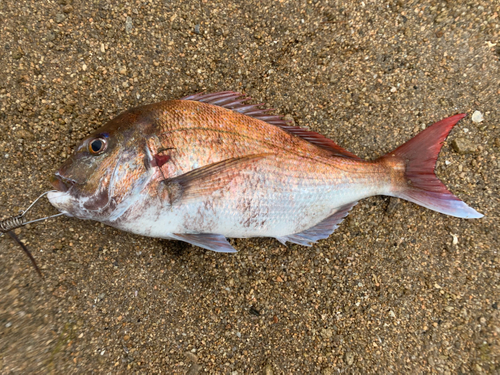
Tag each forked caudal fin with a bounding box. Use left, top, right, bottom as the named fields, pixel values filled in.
left=379, top=114, right=483, bottom=219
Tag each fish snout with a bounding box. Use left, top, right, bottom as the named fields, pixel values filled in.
left=51, top=172, right=76, bottom=192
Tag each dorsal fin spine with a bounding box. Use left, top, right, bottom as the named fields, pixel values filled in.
left=181, top=91, right=361, bottom=160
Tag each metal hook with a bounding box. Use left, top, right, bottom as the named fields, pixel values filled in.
left=0, top=191, right=63, bottom=235
left=1, top=191, right=64, bottom=278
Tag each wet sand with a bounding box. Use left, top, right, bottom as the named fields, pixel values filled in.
left=0, top=1, right=499, bottom=373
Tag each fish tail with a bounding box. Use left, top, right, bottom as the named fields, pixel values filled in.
left=379, top=113, right=483, bottom=218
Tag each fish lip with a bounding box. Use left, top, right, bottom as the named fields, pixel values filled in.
left=51, top=172, right=77, bottom=193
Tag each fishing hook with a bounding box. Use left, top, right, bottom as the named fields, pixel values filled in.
left=0, top=191, right=63, bottom=234
left=1, top=191, right=64, bottom=278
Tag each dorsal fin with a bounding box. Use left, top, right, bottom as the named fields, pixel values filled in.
left=181, top=91, right=361, bottom=160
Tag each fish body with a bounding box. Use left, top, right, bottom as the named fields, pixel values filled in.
left=48, top=92, right=482, bottom=252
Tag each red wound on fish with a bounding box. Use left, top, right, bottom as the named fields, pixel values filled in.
left=154, top=154, right=171, bottom=168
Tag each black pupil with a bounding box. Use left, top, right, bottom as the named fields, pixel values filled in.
left=91, top=139, right=104, bottom=153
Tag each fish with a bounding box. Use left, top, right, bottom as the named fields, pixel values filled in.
left=47, top=91, right=483, bottom=253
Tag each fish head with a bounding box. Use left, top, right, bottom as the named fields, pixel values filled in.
left=48, top=108, right=155, bottom=221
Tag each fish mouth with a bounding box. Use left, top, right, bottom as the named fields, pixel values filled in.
left=51, top=172, right=77, bottom=193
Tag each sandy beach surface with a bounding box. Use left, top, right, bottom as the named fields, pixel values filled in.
left=0, top=0, right=498, bottom=373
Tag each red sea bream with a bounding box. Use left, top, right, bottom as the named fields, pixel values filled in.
left=47, top=92, right=482, bottom=252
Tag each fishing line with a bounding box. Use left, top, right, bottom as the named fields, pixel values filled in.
left=0, top=191, right=63, bottom=234
left=1, top=191, right=63, bottom=278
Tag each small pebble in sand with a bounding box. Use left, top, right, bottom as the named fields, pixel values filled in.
left=471, top=110, right=484, bottom=123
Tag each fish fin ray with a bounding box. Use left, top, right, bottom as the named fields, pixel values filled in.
left=277, top=202, right=357, bottom=246
left=162, top=153, right=270, bottom=204
left=181, top=91, right=286, bottom=125
left=276, top=125, right=362, bottom=159
left=171, top=233, right=237, bottom=253
left=380, top=113, right=482, bottom=218
left=182, top=91, right=361, bottom=160
left=276, top=237, right=288, bottom=246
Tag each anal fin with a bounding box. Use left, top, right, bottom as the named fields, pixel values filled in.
left=276, top=202, right=357, bottom=246
left=171, top=233, right=237, bottom=253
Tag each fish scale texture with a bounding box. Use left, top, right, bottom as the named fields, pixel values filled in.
left=48, top=99, right=392, bottom=251
left=123, top=101, right=387, bottom=238
left=48, top=96, right=479, bottom=253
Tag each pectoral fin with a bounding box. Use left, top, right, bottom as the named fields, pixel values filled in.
left=276, top=202, right=357, bottom=246
left=161, top=154, right=270, bottom=204
left=170, top=233, right=237, bottom=253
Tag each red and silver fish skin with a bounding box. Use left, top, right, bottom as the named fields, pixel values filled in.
left=118, top=153, right=388, bottom=237
left=48, top=109, right=154, bottom=221
left=48, top=92, right=482, bottom=252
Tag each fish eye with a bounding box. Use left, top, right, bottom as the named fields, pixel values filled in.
left=88, top=138, right=107, bottom=155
